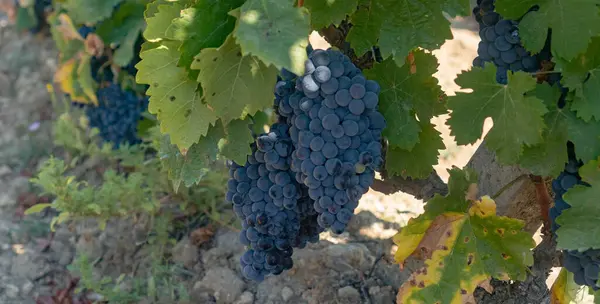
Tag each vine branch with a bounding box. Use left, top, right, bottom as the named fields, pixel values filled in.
left=491, top=174, right=530, bottom=200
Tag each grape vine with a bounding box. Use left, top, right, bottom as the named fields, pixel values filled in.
left=4, top=0, right=600, bottom=301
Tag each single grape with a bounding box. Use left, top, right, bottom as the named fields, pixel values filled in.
left=314, top=66, right=332, bottom=83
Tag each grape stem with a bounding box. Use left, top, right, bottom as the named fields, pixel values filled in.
left=531, top=175, right=552, bottom=235
left=297, top=0, right=304, bottom=7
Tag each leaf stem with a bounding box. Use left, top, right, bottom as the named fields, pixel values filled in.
left=491, top=174, right=530, bottom=200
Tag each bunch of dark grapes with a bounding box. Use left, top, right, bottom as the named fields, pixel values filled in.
left=472, top=0, right=539, bottom=84
left=550, top=142, right=600, bottom=290
left=227, top=47, right=384, bottom=281
left=276, top=48, right=386, bottom=234
left=227, top=123, right=307, bottom=281
left=85, top=83, right=148, bottom=148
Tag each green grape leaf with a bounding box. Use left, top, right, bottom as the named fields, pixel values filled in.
left=377, top=0, right=452, bottom=66
left=250, top=111, right=271, bottom=135
left=169, top=0, right=244, bottom=79
left=385, top=121, right=445, bottom=179
left=136, top=41, right=217, bottom=151
left=303, top=0, right=359, bottom=29
left=496, top=0, right=600, bottom=60
left=556, top=158, right=600, bottom=251
left=113, top=23, right=144, bottom=67
left=63, top=0, right=124, bottom=24
left=557, top=37, right=600, bottom=122
left=442, top=0, right=471, bottom=17
left=516, top=11, right=548, bottom=54
left=566, top=114, right=600, bottom=165
left=143, top=3, right=182, bottom=41
left=159, top=123, right=224, bottom=192
left=518, top=83, right=568, bottom=176
left=232, top=0, right=310, bottom=76
left=447, top=64, right=547, bottom=163
left=15, top=6, right=38, bottom=31
left=192, top=35, right=278, bottom=125
left=220, top=118, right=254, bottom=165
left=93, top=2, right=146, bottom=66
left=364, top=51, right=447, bottom=150
left=346, top=0, right=382, bottom=56
left=394, top=169, right=534, bottom=303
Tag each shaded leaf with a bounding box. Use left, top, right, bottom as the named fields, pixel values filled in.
left=364, top=51, right=446, bottom=150
left=304, top=0, right=359, bottom=29
left=556, top=158, right=600, bottom=251
left=385, top=121, right=444, bottom=179
left=496, top=0, right=600, bottom=61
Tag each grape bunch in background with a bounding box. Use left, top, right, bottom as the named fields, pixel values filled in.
left=75, top=26, right=149, bottom=148
left=550, top=142, right=600, bottom=290
left=472, top=0, right=539, bottom=84
left=85, top=83, right=148, bottom=148
left=227, top=47, right=385, bottom=281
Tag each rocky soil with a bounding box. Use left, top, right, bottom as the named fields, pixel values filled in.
left=0, top=14, right=535, bottom=304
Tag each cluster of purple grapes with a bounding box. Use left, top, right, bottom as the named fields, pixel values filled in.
left=85, top=84, right=148, bottom=148
left=73, top=26, right=148, bottom=148
left=472, top=0, right=539, bottom=84
left=227, top=125, right=302, bottom=281
left=227, top=48, right=385, bottom=281
left=550, top=142, right=600, bottom=290
left=278, top=48, right=385, bottom=235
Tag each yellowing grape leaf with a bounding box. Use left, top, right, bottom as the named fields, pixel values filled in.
left=136, top=41, right=217, bottom=151
left=393, top=168, right=534, bottom=304
left=169, top=0, right=244, bottom=78
left=364, top=51, right=446, bottom=150
left=159, top=123, right=224, bottom=192
left=232, top=0, right=310, bottom=76
left=556, top=37, right=600, bottom=122
left=48, top=13, right=85, bottom=62
left=550, top=268, right=581, bottom=304
left=447, top=63, right=547, bottom=163
left=192, top=35, right=278, bottom=125
left=385, top=121, right=445, bottom=179
left=63, top=0, right=124, bottom=25
left=496, top=0, right=600, bottom=61
left=54, top=56, right=98, bottom=105
left=220, top=118, right=255, bottom=165
left=303, top=0, right=359, bottom=29
left=556, top=158, right=600, bottom=251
